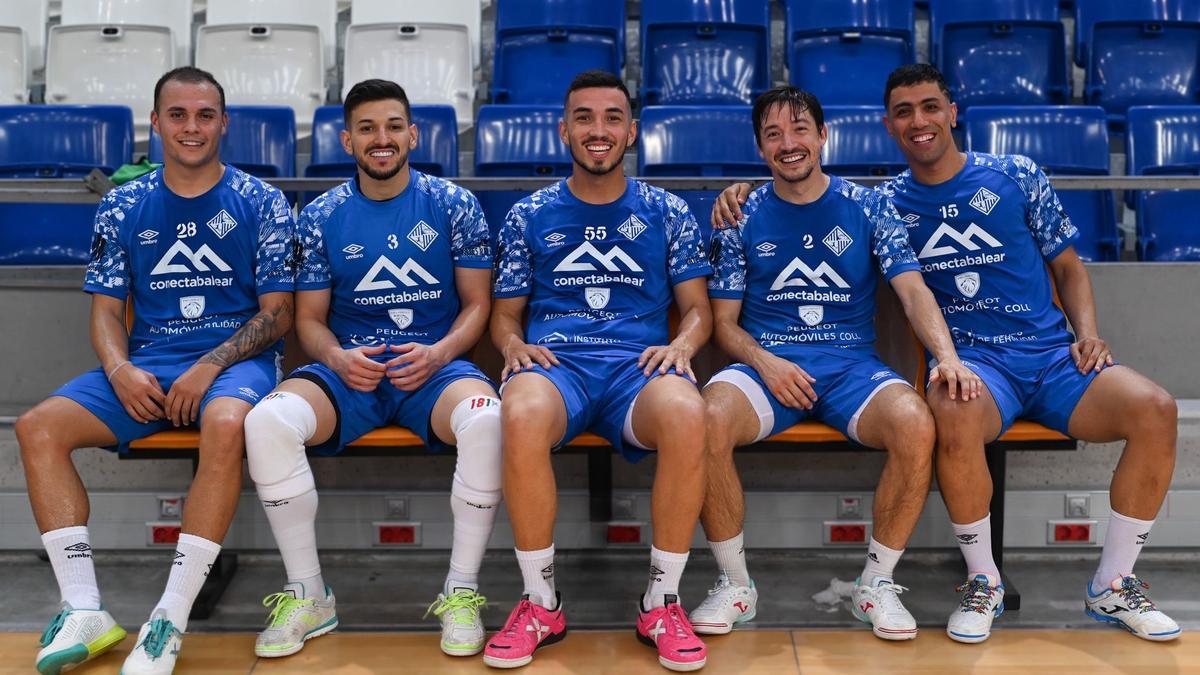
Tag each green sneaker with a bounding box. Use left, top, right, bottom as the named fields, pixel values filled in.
left=35, top=604, right=126, bottom=675
left=426, top=588, right=487, bottom=656
left=254, top=584, right=338, bottom=658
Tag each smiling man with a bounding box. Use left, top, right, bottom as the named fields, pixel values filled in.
left=16, top=66, right=295, bottom=675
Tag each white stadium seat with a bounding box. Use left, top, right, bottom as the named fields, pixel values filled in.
left=0, top=27, right=27, bottom=103
left=61, top=0, right=194, bottom=67
left=343, top=22, right=474, bottom=131
left=205, top=0, right=338, bottom=74
left=350, top=0, right=483, bottom=70
left=0, top=0, right=47, bottom=73
left=195, top=23, right=325, bottom=136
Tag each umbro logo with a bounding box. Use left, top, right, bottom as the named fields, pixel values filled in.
left=1136, top=532, right=1149, bottom=545
left=544, top=232, right=566, bottom=245
left=175, top=551, right=185, bottom=558
left=64, top=543, right=92, bottom=552
left=554, top=242, right=643, bottom=273
left=540, top=564, right=555, bottom=580
left=916, top=223, right=1003, bottom=260
left=770, top=258, right=850, bottom=290
left=901, top=213, right=921, bottom=228
left=756, top=241, right=777, bottom=256
left=262, top=499, right=291, bottom=507
left=207, top=209, right=238, bottom=239
left=238, top=387, right=260, bottom=400
left=138, top=229, right=159, bottom=242
left=342, top=243, right=365, bottom=258
left=957, top=534, right=978, bottom=544
left=354, top=256, right=439, bottom=292
left=407, top=221, right=438, bottom=251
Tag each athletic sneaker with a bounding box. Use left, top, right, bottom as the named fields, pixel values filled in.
left=1084, top=574, right=1181, bottom=642
left=35, top=604, right=126, bottom=675
left=851, top=576, right=918, bottom=640
left=946, top=573, right=1005, bottom=643
left=483, top=593, right=567, bottom=669
left=636, top=594, right=707, bottom=672
left=255, top=584, right=339, bottom=658
left=426, top=588, right=488, bottom=656
left=688, top=578, right=757, bottom=635
left=120, top=610, right=182, bottom=675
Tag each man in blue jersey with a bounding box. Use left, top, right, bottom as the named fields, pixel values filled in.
left=685, top=87, right=978, bottom=643
left=240, top=80, right=501, bottom=659
left=16, top=67, right=295, bottom=675
left=483, top=71, right=712, bottom=672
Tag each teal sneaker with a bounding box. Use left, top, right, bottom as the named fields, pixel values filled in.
left=120, top=610, right=182, bottom=674
left=255, top=584, right=338, bottom=658
left=426, top=588, right=487, bottom=656
left=35, top=604, right=126, bottom=674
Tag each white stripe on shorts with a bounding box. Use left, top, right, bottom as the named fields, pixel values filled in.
left=705, top=368, right=775, bottom=443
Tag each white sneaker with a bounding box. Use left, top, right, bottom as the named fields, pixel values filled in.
left=35, top=604, right=126, bottom=674
left=946, top=573, right=1005, bottom=643
left=1085, top=575, right=1181, bottom=642
left=255, top=584, right=339, bottom=658
left=688, top=578, right=758, bottom=635
left=426, top=588, right=487, bottom=656
left=851, top=576, right=918, bottom=640
left=120, top=611, right=182, bottom=675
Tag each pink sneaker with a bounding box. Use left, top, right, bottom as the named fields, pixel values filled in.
left=636, top=595, right=708, bottom=672
left=482, top=594, right=567, bottom=669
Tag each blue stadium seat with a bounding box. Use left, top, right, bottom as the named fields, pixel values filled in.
left=492, top=2, right=624, bottom=104
left=640, top=0, right=771, bottom=105
left=820, top=106, right=907, bottom=176
left=474, top=105, right=572, bottom=237
left=151, top=105, right=296, bottom=178
left=930, top=0, right=1069, bottom=108
left=0, top=105, right=133, bottom=264
left=307, top=104, right=460, bottom=180
left=1126, top=105, right=1200, bottom=260
left=785, top=0, right=914, bottom=105
left=1074, top=0, right=1200, bottom=121
left=963, top=106, right=1120, bottom=261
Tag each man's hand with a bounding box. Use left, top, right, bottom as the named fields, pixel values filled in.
left=501, top=339, right=559, bottom=380
left=386, top=342, right=449, bottom=392
left=331, top=343, right=389, bottom=392
left=753, top=352, right=818, bottom=410
left=109, top=363, right=167, bottom=423
left=1071, top=336, right=1114, bottom=374
left=712, top=182, right=753, bottom=230
left=639, top=340, right=697, bottom=380
left=928, top=359, right=981, bottom=401
left=164, top=362, right=221, bottom=426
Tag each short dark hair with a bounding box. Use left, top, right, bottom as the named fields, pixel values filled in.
left=751, top=86, right=824, bottom=146
left=343, top=79, right=412, bottom=128
left=884, top=64, right=952, bottom=109
left=154, top=66, right=225, bottom=113
left=563, top=70, right=631, bottom=111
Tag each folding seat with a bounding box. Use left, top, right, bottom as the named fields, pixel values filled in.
left=206, top=0, right=338, bottom=72
left=785, top=0, right=914, bottom=106
left=474, top=105, right=571, bottom=237
left=820, top=106, right=907, bottom=176
left=196, top=23, right=325, bottom=136
left=963, top=106, right=1120, bottom=261
left=640, top=0, right=771, bottom=106
left=343, top=22, right=474, bottom=132
left=0, top=0, right=46, bottom=82
left=151, top=105, right=296, bottom=178
left=929, top=0, right=1069, bottom=108
left=0, top=27, right=27, bottom=103
left=351, top=0, right=483, bottom=71
left=1126, top=105, right=1200, bottom=260
left=492, top=2, right=624, bottom=104
left=61, top=0, right=194, bottom=67
left=307, top=104, right=459, bottom=179
left=0, top=105, right=133, bottom=264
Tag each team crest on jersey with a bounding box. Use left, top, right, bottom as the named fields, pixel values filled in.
left=388, top=308, right=414, bottom=330
left=822, top=226, right=853, bottom=256
left=955, top=271, right=981, bottom=298
left=407, top=221, right=438, bottom=251
left=969, top=187, right=1000, bottom=215
left=585, top=287, right=610, bottom=309
left=617, top=214, right=647, bottom=241
left=798, top=305, right=824, bottom=327
left=206, top=210, right=238, bottom=239
left=180, top=295, right=205, bottom=319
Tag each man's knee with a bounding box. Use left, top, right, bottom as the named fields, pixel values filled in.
left=703, top=399, right=737, bottom=460
left=1122, top=385, right=1179, bottom=457
left=16, top=404, right=74, bottom=460
left=451, top=395, right=502, bottom=498
left=650, top=386, right=706, bottom=460
left=882, top=393, right=935, bottom=464
left=244, top=393, right=316, bottom=490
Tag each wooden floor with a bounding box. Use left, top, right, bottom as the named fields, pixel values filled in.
left=1, top=629, right=1195, bottom=674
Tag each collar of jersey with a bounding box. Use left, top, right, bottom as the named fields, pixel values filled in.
left=558, top=176, right=634, bottom=208
left=352, top=166, right=416, bottom=206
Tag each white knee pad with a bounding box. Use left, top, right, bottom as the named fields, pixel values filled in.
left=449, top=395, right=503, bottom=505
left=244, top=392, right=318, bottom=501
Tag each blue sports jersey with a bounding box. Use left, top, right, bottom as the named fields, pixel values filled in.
left=84, top=165, right=295, bottom=357
left=296, top=169, right=491, bottom=348
left=494, top=178, right=710, bottom=350
left=709, top=176, right=920, bottom=348
left=879, top=153, right=1079, bottom=352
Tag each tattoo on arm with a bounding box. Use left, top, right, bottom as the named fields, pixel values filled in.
left=198, top=301, right=293, bottom=369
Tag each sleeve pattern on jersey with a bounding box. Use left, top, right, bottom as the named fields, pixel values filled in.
left=707, top=224, right=746, bottom=297
left=1005, top=155, right=1079, bottom=258
left=295, top=193, right=339, bottom=290
left=255, top=187, right=297, bottom=292
left=853, top=183, right=920, bottom=279
left=83, top=190, right=135, bottom=296
left=663, top=191, right=711, bottom=282
left=493, top=196, right=541, bottom=297
left=429, top=176, right=491, bottom=268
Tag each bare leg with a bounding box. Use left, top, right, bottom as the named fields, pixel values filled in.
left=182, top=397, right=252, bottom=542
left=926, top=381, right=1003, bottom=525
left=697, top=382, right=761, bottom=543
left=499, top=373, right=567, bottom=551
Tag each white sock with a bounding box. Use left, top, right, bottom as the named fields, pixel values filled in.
left=260, top=487, right=325, bottom=600
left=860, top=538, right=904, bottom=585
left=708, top=532, right=750, bottom=587
left=152, top=533, right=221, bottom=633
left=444, top=396, right=502, bottom=596
left=516, top=545, right=557, bottom=609
left=952, top=514, right=1001, bottom=580
left=445, top=490, right=498, bottom=595
left=644, top=547, right=690, bottom=609
left=41, top=525, right=101, bottom=610
left=1092, top=510, right=1155, bottom=594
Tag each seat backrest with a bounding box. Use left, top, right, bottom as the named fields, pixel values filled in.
left=61, top=0, right=193, bottom=66
left=0, top=0, right=48, bottom=72
left=0, top=27, right=27, bottom=103
left=962, top=106, right=1110, bottom=173
left=821, top=106, right=907, bottom=175
left=206, top=0, right=337, bottom=68
left=352, top=0, right=482, bottom=71
left=0, top=104, right=133, bottom=175
left=1126, top=105, right=1200, bottom=175
left=637, top=106, right=764, bottom=176
left=787, top=0, right=913, bottom=35
left=496, top=0, right=624, bottom=41
left=1074, top=0, right=1200, bottom=66
left=474, top=105, right=571, bottom=176
left=150, top=105, right=295, bottom=177
left=310, top=103, right=460, bottom=178
left=930, top=0, right=1060, bottom=59
left=195, top=24, right=324, bottom=136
